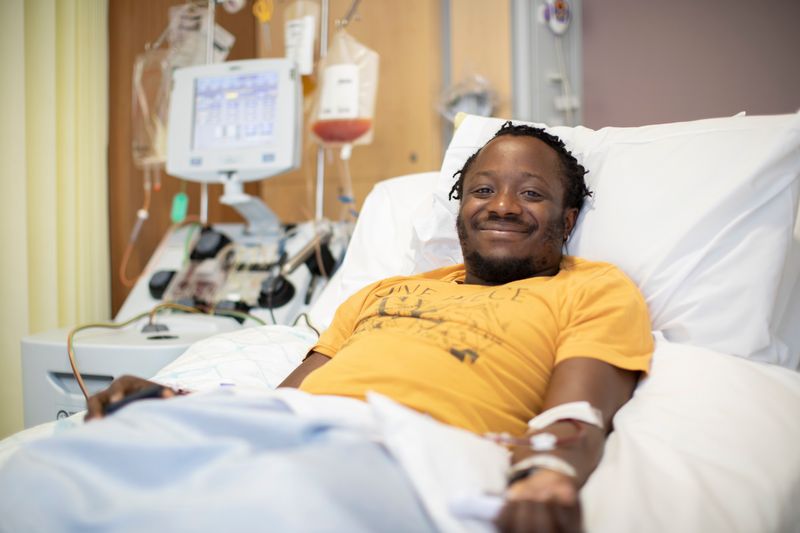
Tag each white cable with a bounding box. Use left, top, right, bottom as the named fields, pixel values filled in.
left=553, top=35, right=574, bottom=126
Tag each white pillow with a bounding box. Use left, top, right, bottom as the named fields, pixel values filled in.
left=309, top=172, right=439, bottom=330
left=583, top=336, right=800, bottom=531
left=771, top=204, right=800, bottom=369
left=410, top=113, right=800, bottom=367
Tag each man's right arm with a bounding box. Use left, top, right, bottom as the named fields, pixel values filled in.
left=86, top=351, right=331, bottom=419
left=278, top=351, right=331, bottom=388
left=87, top=279, right=370, bottom=418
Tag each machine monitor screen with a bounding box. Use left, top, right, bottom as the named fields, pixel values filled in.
left=192, top=71, right=278, bottom=152
left=167, top=58, right=301, bottom=183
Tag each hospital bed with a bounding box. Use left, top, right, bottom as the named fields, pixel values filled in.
left=2, top=112, right=799, bottom=532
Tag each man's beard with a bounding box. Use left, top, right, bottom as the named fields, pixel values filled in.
left=457, top=215, right=565, bottom=285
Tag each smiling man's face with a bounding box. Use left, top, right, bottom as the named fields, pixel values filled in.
left=456, top=135, right=578, bottom=285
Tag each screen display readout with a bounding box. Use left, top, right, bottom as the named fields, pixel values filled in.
left=192, top=71, right=279, bottom=151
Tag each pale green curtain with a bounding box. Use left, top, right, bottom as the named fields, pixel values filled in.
left=0, top=0, right=109, bottom=438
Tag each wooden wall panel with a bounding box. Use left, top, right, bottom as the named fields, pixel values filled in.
left=450, top=0, right=512, bottom=119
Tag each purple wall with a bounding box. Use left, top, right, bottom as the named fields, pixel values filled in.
left=582, top=0, right=800, bottom=128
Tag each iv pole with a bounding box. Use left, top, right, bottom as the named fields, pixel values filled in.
left=199, top=0, right=218, bottom=226
left=315, top=0, right=362, bottom=221
left=315, top=0, right=329, bottom=222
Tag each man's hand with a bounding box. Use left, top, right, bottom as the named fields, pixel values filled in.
left=85, top=375, right=177, bottom=421
left=495, top=470, right=582, bottom=533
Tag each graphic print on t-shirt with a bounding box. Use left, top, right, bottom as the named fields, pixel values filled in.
left=346, top=281, right=541, bottom=365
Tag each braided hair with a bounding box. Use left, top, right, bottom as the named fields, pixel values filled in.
left=448, top=121, right=592, bottom=211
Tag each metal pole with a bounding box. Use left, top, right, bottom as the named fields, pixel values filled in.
left=440, top=0, right=452, bottom=153
left=206, top=0, right=216, bottom=64
left=200, top=0, right=217, bottom=225
left=315, top=0, right=330, bottom=221
left=511, top=0, right=532, bottom=121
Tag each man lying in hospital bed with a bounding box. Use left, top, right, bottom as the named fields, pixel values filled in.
left=1, top=111, right=799, bottom=533
left=5, top=122, right=648, bottom=532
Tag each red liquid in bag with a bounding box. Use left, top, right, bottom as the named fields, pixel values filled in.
left=311, top=118, right=372, bottom=143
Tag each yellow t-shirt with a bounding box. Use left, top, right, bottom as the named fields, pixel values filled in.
left=300, top=256, right=653, bottom=435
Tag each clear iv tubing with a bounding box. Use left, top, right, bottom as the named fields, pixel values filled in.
left=337, top=146, right=358, bottom=224
left=119, top=167, right=153, bottom=288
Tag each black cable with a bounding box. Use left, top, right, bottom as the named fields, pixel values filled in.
left=291, top=312, right=321, bottom=337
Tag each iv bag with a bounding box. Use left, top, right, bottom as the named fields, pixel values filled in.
left=131, top=3, right=235, bottom=169
left=438, top=74, right=497, bottom=123
left=131, top=48, right=170, bottom=169
left=310, top=29, right=379, bottom=150
left=166, top=3, right=234, bottom=68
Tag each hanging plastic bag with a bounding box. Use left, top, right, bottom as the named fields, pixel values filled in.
left=131, top=2, right=236, bottom=171
left=437, top=74, right=497, bottom=123
left=284, top=0, right=320, bottom=96
left=310, top=29, right=379, bottom=152
left=131, top=48, right=171, bottom=170
left=166, top=3, right=235, bottom=68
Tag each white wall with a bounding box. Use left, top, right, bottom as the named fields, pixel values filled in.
left=582, top=0, right=800, bottom=128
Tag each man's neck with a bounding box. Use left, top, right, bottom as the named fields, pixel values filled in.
left=463, top=260, right=562, bottom=286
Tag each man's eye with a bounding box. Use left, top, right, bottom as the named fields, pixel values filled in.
left=523, top=190, right=543, bottom=199
left=473, top=187, right=493, bottom=195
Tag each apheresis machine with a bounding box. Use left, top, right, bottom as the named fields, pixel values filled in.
left=22, top=58, right=346, bottom=427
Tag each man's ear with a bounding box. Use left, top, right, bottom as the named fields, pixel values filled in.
left=563, top=208, right=578, bottom=241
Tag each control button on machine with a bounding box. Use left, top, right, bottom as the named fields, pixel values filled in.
left=190, top=227, right=232, bottom=261
left=214, top=300, right=252, bottom=323
left=304, top=242, right=337, bottom=277
left=148, top=270, right=176, bottom=299
left=258, top=276, right=295, bottom=309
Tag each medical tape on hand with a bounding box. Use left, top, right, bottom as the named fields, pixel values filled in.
left=508, top=453, right=577, bottom=480
left=528, top=401, right=604, bottom=431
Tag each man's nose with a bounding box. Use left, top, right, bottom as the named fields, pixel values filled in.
left=487, top=189, right=522, bottom=216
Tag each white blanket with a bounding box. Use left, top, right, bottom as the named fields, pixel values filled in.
left=2, top=332, right=799, bottom=532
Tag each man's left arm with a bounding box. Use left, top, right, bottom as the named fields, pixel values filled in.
left=278, top=351, right=331, bottom=388
left=495, top=357, right=640, bottom=533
